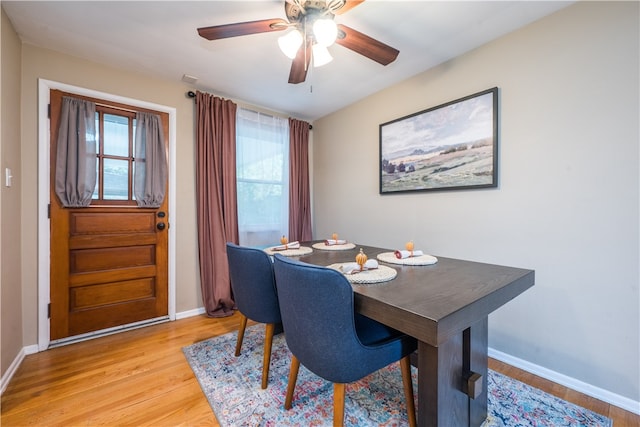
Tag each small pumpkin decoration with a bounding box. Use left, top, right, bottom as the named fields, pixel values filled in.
left=405, top=240, right=414, bottom=257
left=355, top=248, right=368, bottom=271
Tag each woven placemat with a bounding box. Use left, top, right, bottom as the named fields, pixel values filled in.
left=327, top=263, right=397, bottom=284
left=377, top=251, right=438, bottom=266
left=312, top=242, right=356, bottom=251
left=264, top=246, right=313, bottom=256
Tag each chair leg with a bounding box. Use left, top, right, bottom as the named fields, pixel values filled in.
left=400, top=355, right=417, bottom=427
left=333, top=383, right=345, bottom=427
left=261, top=323, right=275, bottom=389
left=234, top=313, right=247, bottom=357
left=284, top=355, right=300, bottom=410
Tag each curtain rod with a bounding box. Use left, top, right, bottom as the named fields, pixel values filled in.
left=94, top=101, right=137, bottom=114
left=186, top=91, right=312, bottom=130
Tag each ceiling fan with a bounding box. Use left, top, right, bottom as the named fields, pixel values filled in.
left=197, top=0, right=399, bottom=84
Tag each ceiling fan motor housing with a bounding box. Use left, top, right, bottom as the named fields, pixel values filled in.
left=285, top=0, right=339, bottom=24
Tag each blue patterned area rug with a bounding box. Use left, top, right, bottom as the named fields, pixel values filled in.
left=183, top=325, right=611, bottom=427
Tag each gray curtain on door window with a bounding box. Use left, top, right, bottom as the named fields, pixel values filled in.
left=55, top=96, right=97, bottom=207
left=135, top=111, right=167, bottom=207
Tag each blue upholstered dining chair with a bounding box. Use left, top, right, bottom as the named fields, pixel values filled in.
left=226, top=242, right=282, bottom=389
left=272, top=254, right=417, bottom=427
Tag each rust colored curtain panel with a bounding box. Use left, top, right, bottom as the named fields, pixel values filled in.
left=55, top=96, right=97, bottom=207
left=195, top=91, right=238, bottom=317
left=288, top=118, right=312, bottom=241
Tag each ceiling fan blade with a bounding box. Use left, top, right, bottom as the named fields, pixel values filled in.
left=288, top=40, right=312, bottom=84
left=334, top=0, right=366, bottom=15
left=335, top=24, right=399, bottom=65
left=198, top=18, right=288, bottom=40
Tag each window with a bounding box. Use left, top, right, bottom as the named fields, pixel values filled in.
left=236, top=107, right=289, bottom=247
left=93, top=105, right=137, bottom=204
left=53, top=89, right=168, bottom=208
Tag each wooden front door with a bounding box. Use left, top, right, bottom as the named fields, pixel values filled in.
left=49, top=90, right=169, bottom=341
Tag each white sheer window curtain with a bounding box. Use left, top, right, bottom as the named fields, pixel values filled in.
left=236, top=107, right=290, bottom=247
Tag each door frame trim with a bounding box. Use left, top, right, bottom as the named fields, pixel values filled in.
left=37, top=79, right=177, bottom=351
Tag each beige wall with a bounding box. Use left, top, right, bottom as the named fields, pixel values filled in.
left=17, top=46, right=204, bottom=345
left=1, top=8, right=24, bottom=379
left=313, top=1, right=639, bottom=402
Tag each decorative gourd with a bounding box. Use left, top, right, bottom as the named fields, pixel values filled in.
left=355, top=248, right=368, bottom=271
left=405, top=240, right=414, bottom=257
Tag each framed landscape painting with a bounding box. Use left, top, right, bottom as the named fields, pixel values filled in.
left=379, top=87, right=498, bottom=194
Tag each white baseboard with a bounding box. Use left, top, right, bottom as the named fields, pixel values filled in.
left=489, top=347, right=640, bottom=415
left=23, top=344, right=39, bottom=355
left=0, top=344, right=37, bottom=395
left=0, top=349, right=24, bottom=395
left=175, top=306, right=206, bottom=319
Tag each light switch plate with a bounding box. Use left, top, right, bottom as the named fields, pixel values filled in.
left=5, top=168, right=13, bottom=187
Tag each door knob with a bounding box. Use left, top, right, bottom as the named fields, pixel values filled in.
left=157, top=222, right=166, bottom=230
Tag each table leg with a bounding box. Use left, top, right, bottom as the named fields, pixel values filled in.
left=418, top=333, right=468, bottom=426
left=466, top=318, right=488, bottom=426
left=416, top=317, right=489, bottom=427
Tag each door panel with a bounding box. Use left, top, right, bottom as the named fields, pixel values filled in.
left=70, top=211, right=156, bottom=233
left=67, top=297, right=164, bottom=337
left=70, top=246, right=156, bottom=273
left=71, top=278, right=156, bottom=310
left=49, top=89, right=169, bottom=341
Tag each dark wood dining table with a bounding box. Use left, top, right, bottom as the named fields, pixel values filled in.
left=296, top=241, right=535, bottom=427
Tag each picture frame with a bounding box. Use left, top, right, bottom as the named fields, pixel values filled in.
left=379, top=87, right=498, bottom=194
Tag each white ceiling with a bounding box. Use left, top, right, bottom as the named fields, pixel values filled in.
left=3, top=0, right=573, bottom=121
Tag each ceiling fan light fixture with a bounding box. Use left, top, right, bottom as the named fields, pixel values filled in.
left=313, top=18, right=338, bottom=47
left=278, top=29, right=303, bottom=59
left=312, top=43, right=333, bottom=67
left=197, top=0, right=399, bottom=84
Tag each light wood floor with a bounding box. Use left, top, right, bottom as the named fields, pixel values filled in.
left=2, top=314, right=638, bottom=426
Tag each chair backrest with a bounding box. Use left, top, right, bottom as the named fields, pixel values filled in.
left=273, top=254, right=373, bottom=383
left=226, top=243, right=281, bottom=324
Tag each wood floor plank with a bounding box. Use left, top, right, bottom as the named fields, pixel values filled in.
left=609, top=404, right=640, bottom=427
left=2, top=314, right=637, bottom=426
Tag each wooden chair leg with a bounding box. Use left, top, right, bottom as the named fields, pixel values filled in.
left=261, top=323, right=275, bottom=389
left=234, top=313, right=247, bottom=357
left=400, top=355, right=417, bottom=427
left=333, top=383, right=345, bottom=427
left=284, top=355, right=300, bottom=410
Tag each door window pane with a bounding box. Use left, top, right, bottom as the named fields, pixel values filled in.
left=103, top=114, right=130, bottom=157
left=93, top=107, right=136, bottom=204
left=103, top=158, right=129, bottom=200
left=93, top=158, right=99, bottom=199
